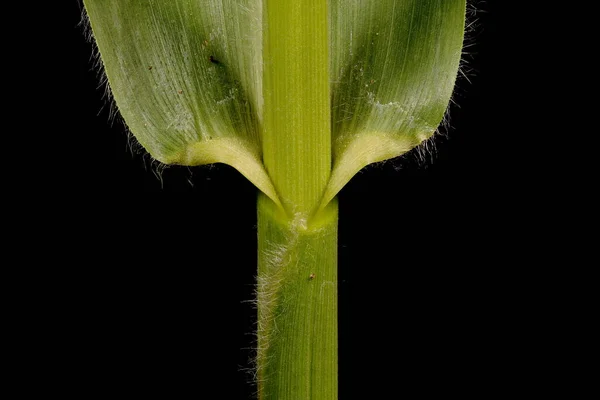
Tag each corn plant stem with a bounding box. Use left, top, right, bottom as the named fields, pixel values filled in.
left=257, top=194, right=338, bottom=400
left=259, top=1, right=334, bottom=397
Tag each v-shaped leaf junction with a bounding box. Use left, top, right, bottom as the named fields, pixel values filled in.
left=84, top=0, right=465, bottom=216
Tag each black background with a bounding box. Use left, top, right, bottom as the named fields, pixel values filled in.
left=66, top=1, right=546, bottom=398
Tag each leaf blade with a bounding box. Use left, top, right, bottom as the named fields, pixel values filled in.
left=325, top=0, right=466, bottom=205
left=84, top=0, right=283, bottom=204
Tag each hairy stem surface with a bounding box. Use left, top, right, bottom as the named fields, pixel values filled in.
left=258, top=2, right=335, bottom=397
left=257, top=194, right=338, bottom=400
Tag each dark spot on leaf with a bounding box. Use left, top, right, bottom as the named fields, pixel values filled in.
left=209, top=56, right=220, bottom=64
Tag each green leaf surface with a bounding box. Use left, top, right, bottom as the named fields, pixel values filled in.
left=85, top=0, right=464, bottom=211
left=323, top=0, right=466, bottom=208
left=83, top=0, right=282, bottom=205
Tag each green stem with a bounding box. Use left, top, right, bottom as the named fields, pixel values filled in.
left=262, top=0, right=331, bottom=215
left=258, top=1, right=335, bottom=398
left=257, top=194, right=338, bottom=400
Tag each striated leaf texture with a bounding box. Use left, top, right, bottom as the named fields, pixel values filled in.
left=323, top=0, right=466, bottom=208
left=84, top=0, right=465, bottom=209
left=82, top=0, right=281, bottom=203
